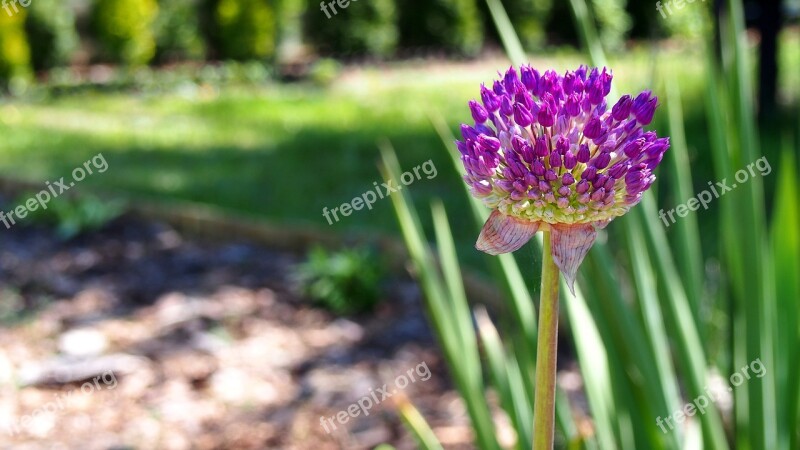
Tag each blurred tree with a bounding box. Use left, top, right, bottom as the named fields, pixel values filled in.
left=399, top=0, right=483, bottom=56
left=24, top=0, right=79, bottom=71
left=0, top=6, right=31, bottom=85
left=305, top=0, right=398, bottom=58
left=91, top=0, right=159, bottom=65
left=154, top=0, right=206, bottom=63
left=215, top=0, right=276, bottom=60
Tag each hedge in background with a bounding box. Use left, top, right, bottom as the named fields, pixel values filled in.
left=92, top=0, right=159, bottom=65
left=400, top=0, right=483, bottom=56
left=25, top=0, right=79, bottom=71
left=0, top=8, right=31, bottom=83
left=305, top=0, right=398, bottom=58
left=215, top=0, right=276, bottom=60
left=155, top=0, right=206, bottom=62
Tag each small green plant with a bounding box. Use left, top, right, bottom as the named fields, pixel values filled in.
left=22, top=194, right=125, bottom=240
left=293, top=246, right=382, bottom=315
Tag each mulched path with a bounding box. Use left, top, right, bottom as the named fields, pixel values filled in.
left=0, top=203, right=478, bottom=450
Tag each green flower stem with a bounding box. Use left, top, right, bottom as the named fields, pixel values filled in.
left=533, top=230, right=560, bottom=450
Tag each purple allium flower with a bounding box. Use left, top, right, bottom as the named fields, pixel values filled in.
left=460, top=65, right=669, bottom=292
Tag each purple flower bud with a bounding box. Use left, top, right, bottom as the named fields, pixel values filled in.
left=563, top=71, right=576, bottom=95
left=625, top=169, right=645, bottom=186
left=587, top=79, right=605, bottom=104
left=582, top=166, right=598, bottom=181
left=562, top=173, right=575, bottom=185
left=577, top=143, right=591, bottom=163
left=534, top=136, right=549, bottom=157
left=477, top=135, right=501, bottom=152
left=493, top=80, right=506, bottom=96
left=554, top=113, right=570, bottom=135
left=514, top=103, right=534, bottom=127
left=645, top=153, right=664, bottom=170
left=594, top=174, right=608, bottom=189
left=555, top=136, right=569, bottom=154
left=524, top=172, right=537, bottom=186
left=565, top=93, right=582, bottom=116
left=611, top=95, right=632, bottom=121
left=563, top=150, right=577, bottom=169
left=476, top=124, right=495, bottom=137
left=481, top=84, right=500, bottom=112
left=511, top=135, right=526, bottom=152
left=583, top=117, right=603, bottom=139
left=645, top=137, right=670, bottom=157
left=532, top=159, right=546, bottom=176
left=456, top=140, right=469, bottom=155
left=504, top=66, right=521, bottom=95
left=558, top=186, right=571, bottom=197
left=461, top=124, right=478, bottom=141
left=603, top=176, right=616, bottom=191
left=608, top=162, right=629, bottom=179
left=545, top=170, right=558, bottom=181
left=469, top=100, right=489, bottom=123
left=591, top=188, right=606, bottom=202
left=516, top=90, right=534, bottom=110
left=600, top=68, right=613, bottom=96
left=576, top=179, right=590, bottom=194
left=623, top=138, right=645, bottom=158
left=538, top=180, right=551, bottom=192
left=520, top=65, right=539, bottom=92
left=592, top=152, right=611, bottom=169
left=538, top=105, right=554, bottom=127
left=549, top=151, right=562, bottom=167
left=496, top=179, right=514, bottom=192
left=633, top=91, right=658, bottom=125
left=501, top=97, right=513, bottom=116
left=593, top=132, right=609, bottom=147
left=576, top=65, right=588, bottom=81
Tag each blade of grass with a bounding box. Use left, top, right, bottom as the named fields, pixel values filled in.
left=663, top=75, right=705, bottom=332
left=380, top=141, right=502, bottom=450
left=771, top=150, right=800, bottom=450
left=483, top=0, right=526, bottom=66
left=475, top=306, right=533, bottom=449
left=395, top=395, right=446, bottom=450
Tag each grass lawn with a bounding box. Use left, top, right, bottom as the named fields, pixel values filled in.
left=0, top=38, right=797, bottom=249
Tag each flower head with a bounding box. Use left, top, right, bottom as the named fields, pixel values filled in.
left=459, top=65, right=668, bottom=292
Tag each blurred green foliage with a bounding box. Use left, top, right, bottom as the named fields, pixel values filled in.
left=0, top=8, right=30, bottom=84
left=21, top=193, right=125, bottom=240
left=154, top=0, right=206, bottom=62
left=25, top=0, right=79, bottom=71
left=399, top=0, right=483, bottom=56
left=305, top=0, right=398, bottom=57
left=590, top=0, right=632, bottom=50
left=215, top=0, right=276, bottom=60
left=91, top=0, right=159, bottom=65
left=0, top=0, right=728, bottom=85
left=293, top=246, right=383, bottom=315
left=504, top=0, right=552, bottom=50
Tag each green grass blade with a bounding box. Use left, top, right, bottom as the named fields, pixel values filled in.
left=721, top=1, right=776, bottom=447
left=379, top=141, right=501, bottom=450
left=771, top=150, right=800, bottom=450
left=396, top=397, right=446, bottom=450
left=475, top=306, right=533, bottom=449
left=663, top=75, right=705, bottom=331
left=483, top=0, right=526, bottom=66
